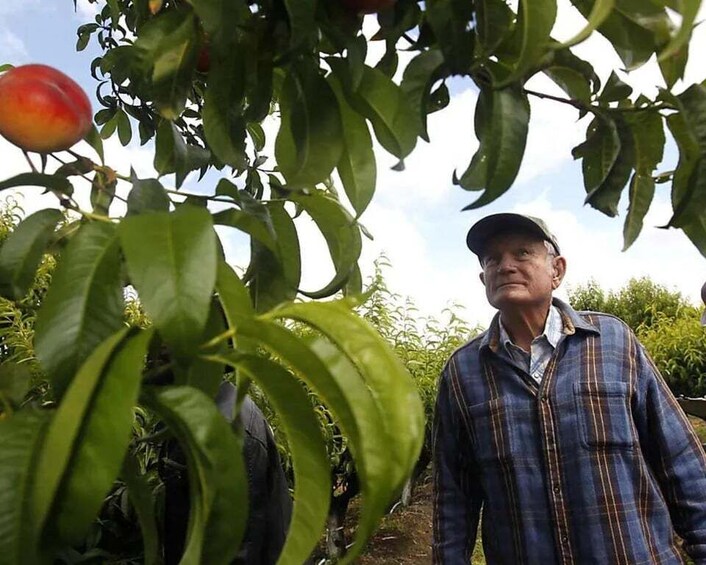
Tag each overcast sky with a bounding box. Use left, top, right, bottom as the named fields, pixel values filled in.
left=1, top=1, right=706, bottom=328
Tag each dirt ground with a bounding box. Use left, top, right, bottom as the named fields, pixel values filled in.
left=354, top=478, right=434, bottom=565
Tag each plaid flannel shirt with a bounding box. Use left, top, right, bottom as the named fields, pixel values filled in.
left=432, top=298, right=706, bottom=564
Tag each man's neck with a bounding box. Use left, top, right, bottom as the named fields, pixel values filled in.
left=499, top=302, right=552, bottom=352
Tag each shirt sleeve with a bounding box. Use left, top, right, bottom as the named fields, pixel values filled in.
left=634, top=340, right=706, bottom=563
left=432, top=366, right=482, bottom=564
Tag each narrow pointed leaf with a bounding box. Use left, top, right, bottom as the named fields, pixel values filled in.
left=245, top=203, right=300, bottom=312
left=0, top=209, right=63, bottom=300
left=126, top=177, right=171, bottom=216
left=34, top=222, right=124, bottom=398
left=331, top=61, right=418, bottom=160
left=572, top=115, right=620, bottom=192
left=42, top=329, right=153, bottom=546
left=460, top=87, right=531, bottom=208
left=657, top=0, right=700, bottom=62
left=270, top=302, right=424, bottom=509
left=216, top=261, right=255, bottom=328
left=282, top=0, right=316, bottom=48
left=292, top=191, right=362, bottom=299
left=623, top=173, right=655, bottom=250
left=0, top=410, right=50, bottom=565
left=202, top=45, right=248, bottom=169
left=142, top=386, right=247, bottom=565
left=584, top=117, right=635, bottom=216
left=275, top=63, right=343, bottom=188
left=400, top=50, right=445, bottom=141
left=497, top=0, right=557, bottom=86
left=32, top=329, right=127, bottom=546
left=424, top=0, right=474, bottom=73
left=121, top=452, right=160, bottom=565
left=329, top=76, right=376, bottom=217
left=0, top=173, right=72, bottom=197
left=233, top=318, right=392, bottom=560
left=560, top=0, right=615, bottom=48
left=476, top=0, right=514, bottom=55
left=120, top=206, right=218, bottom=355
left=217, top=353, right=330, bottom=565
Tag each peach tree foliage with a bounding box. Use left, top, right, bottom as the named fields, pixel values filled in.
left=568, top=277, right=706, bottom=397
left=0, top=0, right=703, bottom=562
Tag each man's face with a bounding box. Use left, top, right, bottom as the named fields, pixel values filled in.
left=479, top=232, right=565, bottom=312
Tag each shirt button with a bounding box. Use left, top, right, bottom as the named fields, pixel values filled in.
left=553, top=485, right=560, bottom=493
left=561, top=535, right=569, bottom=543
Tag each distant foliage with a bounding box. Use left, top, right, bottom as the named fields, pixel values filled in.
left=569, top=277, right=696, bottom=332
left=569, top=277, right=705, bottom=397
left=640, top=316, right=706, bottom=397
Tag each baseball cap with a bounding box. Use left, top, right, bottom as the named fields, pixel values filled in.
left=466, top=213, right=561, bottom=258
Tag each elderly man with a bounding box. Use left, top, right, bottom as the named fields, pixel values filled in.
left=432, top=213, right=706, bottom=564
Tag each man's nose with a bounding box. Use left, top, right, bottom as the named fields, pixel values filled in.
left=496, top=254, right=517, bottom=271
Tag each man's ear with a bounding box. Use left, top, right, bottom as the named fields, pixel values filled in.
left=552, top=256, right=567, bottom=289
left=479, top=271, right=486, bottom=286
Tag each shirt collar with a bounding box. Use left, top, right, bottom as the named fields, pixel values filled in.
left=497, top=304, right=563, bottom=352
left=482, top=297, right=600, bottom=353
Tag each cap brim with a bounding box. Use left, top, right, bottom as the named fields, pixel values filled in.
left=466, top=213, right=555, bottom=257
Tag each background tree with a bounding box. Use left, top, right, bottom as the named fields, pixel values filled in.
left=569, top=277, right=706, bottom=397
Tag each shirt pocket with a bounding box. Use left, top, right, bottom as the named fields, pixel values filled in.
left=466, top=398, right=514, bottom=463
left=574, top=381, right=635, bottom=450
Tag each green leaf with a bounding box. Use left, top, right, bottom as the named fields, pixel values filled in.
left=544, top=66, right=592, bottom=103
left=572, top=115, right=620, bottom=192
left=232, top=318, right=391, bottom=560
left=0, top=364, right=33, bottom=405
left=120, top=206, right=218, bottom=356
left=282, top=0, right=316, bottom=48
left=292, top=190, right=362, bottom=299
left=551, top=47, right=602, bottom=95
left=570, top=0, right=659, bottom=69
left=424, top=0, right=474, bottom=74
left=39, top=329, right=153, bottom=546
left=34, top=222, right=124, bottom=398
left=126, top=176, right=172, bottom=216
left=213, top=182, right=276, bottom=251
left=142, top=386, right=247, bottom=565
left=215, top=261, right=255, bottom=328
left=116, top=108, right=133, bottom=146
left=497, top=0, right=557, bottom=87
left=172, top=299, right=226, bottom=398
left=457, top=86, right=531, bottom=208
left=121, top=452, right=160, bottom=565
left=217, top=353, right=330, bottom=565
left=400, top=50, right=445, bottom=142
left=624, top=109, right=664, bottom=175
left=330, top=60, right=418, bottom=160
left=202, top=43, right=247, bottom=170
left=623, top=173, right=655, bottom=250
left=329, top=75, right=376, bottom=217
left=154, top=119, right=187, bottom=178
left=84, top=124, right=105, bottom=164
left=0, top=410, right=49, bottom=565
left=659, top=40, right=688, bottom=89
left=0, top=208, right=63, bottom=300
left=135, top=11, right=200, bottom=120
left=269, top=302, right=424, bottom=563
left=559, top=0, right=615, bottom=48
left=275, top=62, right=343, bottom=188
left=476, top=0, right=514, bottom=55
left=597, top=71, right=633, bottom=104
left=245, top=202, right=301, bottom=312
left=0, top=173, right=73, bottom=198
left=584, top=116, right=635, bottom=216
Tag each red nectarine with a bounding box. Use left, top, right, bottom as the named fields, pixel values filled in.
left=0, top=64, right=93, bottom=153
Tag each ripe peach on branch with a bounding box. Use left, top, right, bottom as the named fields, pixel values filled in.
left=0, top=64, right=93, bottom=153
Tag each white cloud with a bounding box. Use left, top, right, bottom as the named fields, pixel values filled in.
left=0, top=29, right=29, bottom=63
